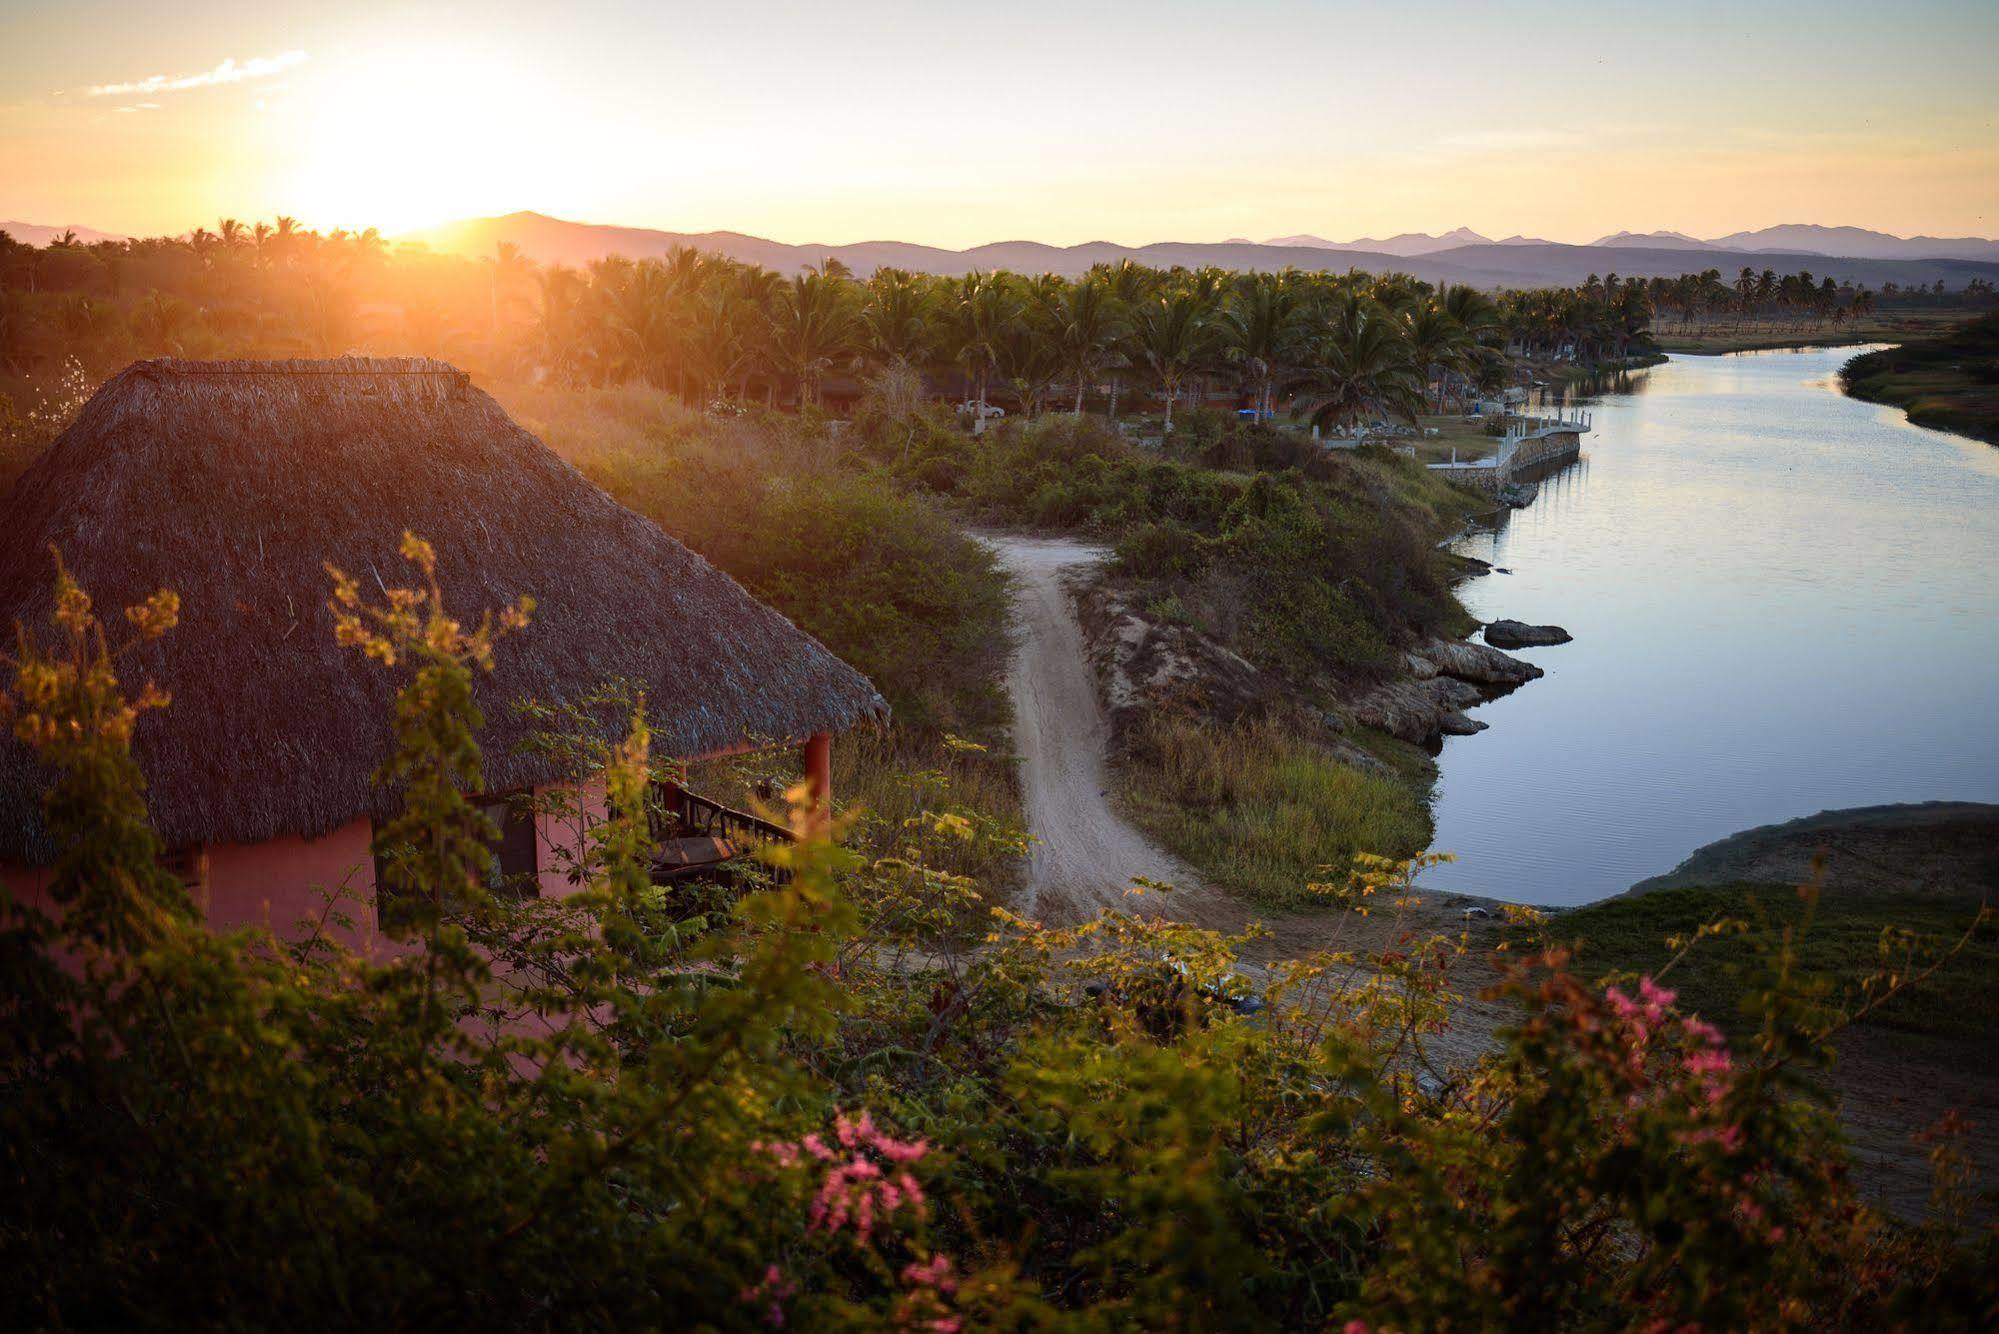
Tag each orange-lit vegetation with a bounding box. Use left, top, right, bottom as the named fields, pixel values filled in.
left=3, top=561, right=1993, bottom=1326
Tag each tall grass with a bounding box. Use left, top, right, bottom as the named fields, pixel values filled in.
left=1119, top=713, right=1432, bottom=910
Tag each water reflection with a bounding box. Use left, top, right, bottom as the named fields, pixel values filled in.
left=1422, top=348, right=1999, bottom=906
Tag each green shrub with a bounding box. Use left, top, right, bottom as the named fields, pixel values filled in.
left=4, top=560, right=1994, bottom=1327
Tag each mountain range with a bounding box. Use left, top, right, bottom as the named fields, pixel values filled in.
left=400, top=213, right=1999, bottom=291
left=9, top=212, right=1999, bottom=289
left=1260, top=224, right=1999, bottom=261
left=1, top=220, right=129, bottom=247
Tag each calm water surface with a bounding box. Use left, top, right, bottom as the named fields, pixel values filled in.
left=1423, top=347, right=1999, bottom=906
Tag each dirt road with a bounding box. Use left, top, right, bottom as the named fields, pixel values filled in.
left=981, top=534, right=1222, bottom=925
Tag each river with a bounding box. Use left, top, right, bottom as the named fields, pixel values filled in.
left=1423, top=346, right=1999, bottom=906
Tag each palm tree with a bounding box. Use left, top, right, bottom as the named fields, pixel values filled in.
left=485, top=241, right=534, bottom=337
left=1132, top=290, right=1219, bottom=433
left=1051, top=276, right=1129, bottom=414
left=133, top=290, right=195, bottom=356
left=601, top=259, right=685, bottom=387
left=1290, top=296, right=1421, bottom=437
left=1221, top=272, right=1307, bottom=420
left=948, top=274, right=1020, bottom=431
left=994, top=301, right=1063, bottom=418
left=1401, top=301, right=1470, bottom=413
left=682, top=271, right=764, bottom=404
left=860, top=268, right=936, bottom=368
left=533, top=266, right=589, bottom=384
left=768, top=270, right=860, bottom=408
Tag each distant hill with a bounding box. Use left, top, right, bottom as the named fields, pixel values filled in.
left=1410, top=243, right=1999, bottom=291
left=406, top=212, right=1999, bottom=292
left=1, top=220, right=127, bottom=247
left=12, top=210, right=1996, bottom=274
left=1593, top=230, right=1721, bottom=251
left=1703, top=224, right=1999, bottom=261
left=1264, top=227, right=1491, bottom=256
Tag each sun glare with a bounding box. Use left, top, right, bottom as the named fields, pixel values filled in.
left=288, top=44, right=534, bottom=235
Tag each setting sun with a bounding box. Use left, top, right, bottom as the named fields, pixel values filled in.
left=285, top=42, right=557, bottom=234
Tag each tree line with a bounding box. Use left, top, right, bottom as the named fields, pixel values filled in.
left=3, top=219, right=1642, bottom=435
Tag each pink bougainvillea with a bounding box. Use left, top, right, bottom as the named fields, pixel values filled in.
left=739, top=1264, right=797, bottom=1329
left=755, top=1109, right=932, bottom=1243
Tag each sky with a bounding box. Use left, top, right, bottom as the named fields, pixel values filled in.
left=3, top=0, right=1996, bottom=248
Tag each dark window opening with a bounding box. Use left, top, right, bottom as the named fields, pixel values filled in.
left=372, top=790, right=539, bottom=933
left=480, top=793, right=540, bottom=901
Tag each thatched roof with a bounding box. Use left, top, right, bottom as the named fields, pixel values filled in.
left=0, top=358, right=887, bottom=863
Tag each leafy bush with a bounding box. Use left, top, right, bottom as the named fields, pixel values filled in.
left=2, top=558, right=1995, bottom=1327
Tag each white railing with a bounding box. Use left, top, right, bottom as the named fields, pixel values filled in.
left=1510, top=408, right=1592, bottom=435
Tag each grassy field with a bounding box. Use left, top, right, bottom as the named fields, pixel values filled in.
left=1559, top=881, right=1998, bottom=1047
left=1118, top=713, right=1435, bottom=910
left=1410, top=413, right=1500, bottom=465
left=1839, top=312, right=1999, bottom=446
left=1650, top=309, right=1969, bottom=356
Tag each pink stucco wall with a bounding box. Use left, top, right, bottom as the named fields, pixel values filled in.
left=4, top=782, right=608, bottom=962
left=533, top=779, right=608, bottom=901
left=200, top=814, right=400, bottom=956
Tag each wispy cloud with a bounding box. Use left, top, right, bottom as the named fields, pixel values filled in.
left=86, top=50, right=307, bottom=98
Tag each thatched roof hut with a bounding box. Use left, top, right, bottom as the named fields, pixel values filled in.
left=0, top=358, right=887, bottom=864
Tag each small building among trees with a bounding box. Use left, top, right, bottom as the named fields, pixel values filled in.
left=0, top=357, right=886, bottom=950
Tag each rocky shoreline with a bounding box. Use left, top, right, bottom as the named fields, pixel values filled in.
left=1070, top=572, right=1551, bottom=753
left=1346, top=637, right=1543, bottom=744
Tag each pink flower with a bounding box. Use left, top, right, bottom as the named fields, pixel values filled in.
left=741, top=1264, right=796, bottom=1329
left=1682, top=1017, right=1726, bottom=1048
left=774, top=1109, right=934, bottom=1243
left=1685, top=1049, right=1732, bottom=1077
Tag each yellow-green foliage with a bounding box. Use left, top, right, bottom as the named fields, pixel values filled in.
left=7, top=562, right=1996, bottom=1328
left=497, top=379, right=1013, bottom=738
left=1120, top=713, right=1432, bottom=909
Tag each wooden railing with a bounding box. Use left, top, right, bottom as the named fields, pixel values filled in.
left=651, top=783, right=794, bottom=849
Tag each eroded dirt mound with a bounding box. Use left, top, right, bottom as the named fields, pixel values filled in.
left=1625, top=802, right=1999, bottom=900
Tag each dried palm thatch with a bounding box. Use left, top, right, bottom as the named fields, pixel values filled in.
left=0, top=358, right=887, bottom=863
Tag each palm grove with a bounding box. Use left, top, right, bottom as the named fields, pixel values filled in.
left=1, top=218, right=1650, bottom=441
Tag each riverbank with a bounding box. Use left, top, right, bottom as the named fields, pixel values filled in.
left=1067, top=550, right=1546, bottom=910
left=1649, top=308, right=1970, bottom=356
left=1426, top=346, right=1999, bottom=905
left=1563, top=802, right=1999, bottom=1221
left=1840, top=312, right=1999, bottom=445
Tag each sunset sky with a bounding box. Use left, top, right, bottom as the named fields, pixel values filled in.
left=4, top=0, right=1996, bottom=247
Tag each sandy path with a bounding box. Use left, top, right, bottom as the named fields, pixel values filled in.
left=979, top=532, right=1502, bottom=950
left=981, top=534, right=1224, bottom=925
